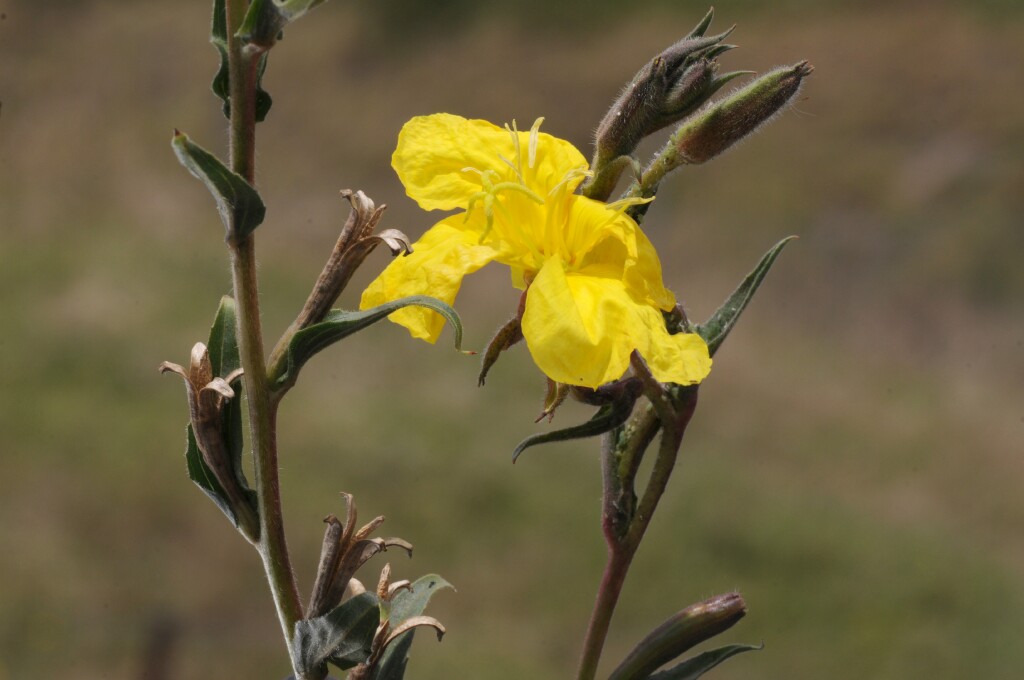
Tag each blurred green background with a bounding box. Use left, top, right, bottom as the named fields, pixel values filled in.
left=2, top=0, right=1023, bottom=678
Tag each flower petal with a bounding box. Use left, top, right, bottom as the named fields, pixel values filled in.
left=571, top=197, right=675, bottom=310
left=521, top=258, right=710, bottom=387
left=360, top=215, right=498, bottom=343
left=521, top=258, right=632, bottom=387
left=392, top=114, right=587, bottom=211
left=635, top=311, right=712, bottom=386
left=625, top=225, right=676, bottom=310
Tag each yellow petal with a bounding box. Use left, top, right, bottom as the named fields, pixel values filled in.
left=633, top=308, right=712, bottom=386
left=625, top=225, right=676, bottom=310
left=392, top=113, right=587, bottom=211
left=520, top=258, right=632, bottom=387
left=521, top=257, right=710, bottom=387
left=570, top=197, right=675, bottom=310
left=360, top=215, right=498, bottom=342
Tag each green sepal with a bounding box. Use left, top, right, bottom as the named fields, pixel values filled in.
left=292, top=592, right=381, bottom=677
left=647, top=643, right=762, bottom=680
left=171, top=130, right=266, bottom=241
left=512, top=383, right=642, bottom=463
left=373, top=575, right=454, bottom=680
left=696, top=236, right=795, bottom=357
left=685, top=7, right=715, bottom=39
left=183, top=297, right=258, bottom=534
left=211, top=0, right=272, bottom=121
left=273, top=296, right=465, bottom=390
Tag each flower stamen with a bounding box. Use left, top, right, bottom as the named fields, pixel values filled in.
left=528, top=117, right=545, bottom=169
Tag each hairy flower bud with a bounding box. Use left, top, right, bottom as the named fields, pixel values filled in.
left=594, top=28, right=735, bottom=165
left=671, top=61, right=813, bottom=166
left=608, top=592, right=748, bottom=680
left=585, top=8, right=739, bottom=201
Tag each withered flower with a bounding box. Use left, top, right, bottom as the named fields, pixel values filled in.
left=160, top=343, right=257, bottom=540
left=307, top=493, right=414, bottom=619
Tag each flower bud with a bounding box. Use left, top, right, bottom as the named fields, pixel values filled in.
left=585, top=9, right=737, bottom=201
left=670, top=61, right=813, bottom=166
left=594, top=28, right=735, bottom=165
left=608, top=592, right=747, bottom=680
left=648, top=59, right=751, bottom=136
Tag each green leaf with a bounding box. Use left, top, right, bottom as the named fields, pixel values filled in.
left=183, top=298, right=256, bottom=533
left=374, top=575, right=454, bottom=680
left=206, top=295, right=239, bottom=377
left=208, top=297, right=255, bottom=504
left=239, top=0, right=331, bottom=48
left=184, top=424, right=242, bottom=527
left=171, top=130, right=266, bottom=241
left=274, top=0, right=331, bottom=19
left=512, top=385, right=642, bottom=463
left=293, top=592, right=381, bottom=676
left=237, top=0, right=288, bottom=48
left=648, top=643, right=762, bottom=680
left=211, top=0, right=272, bottom=121
left=696, top=236, right=795, bottom=357
left=273, top=296, right=464, bottom=390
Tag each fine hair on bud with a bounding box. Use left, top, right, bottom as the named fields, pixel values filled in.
left=674, top=61, right=813, bottom=165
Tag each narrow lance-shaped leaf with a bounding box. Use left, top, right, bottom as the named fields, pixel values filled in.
left=696, top=236, right=795, bottom=357
left=171, top=130, right=266, bottom=242
left=210, top=0, right=272, bottom=121
left=274, top=296, right=465, bottom=390
left=512, top=381, right=643, bottom=463
left=207, top=297, right=255, bottom=511
left=373, top=575, right=454, bottom=680
left=292, top=592, right=381, bottom=677
left=648, top=643, right=762, bottom=680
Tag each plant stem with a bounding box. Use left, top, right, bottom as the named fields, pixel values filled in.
left=577, top=544, right=635, bottom=680
left=224, top=0, right=304, bottom=662
left=576, top=387, right=699, bottom=680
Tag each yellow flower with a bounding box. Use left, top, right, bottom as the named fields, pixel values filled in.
left=360, top=113, right=711, bottom=389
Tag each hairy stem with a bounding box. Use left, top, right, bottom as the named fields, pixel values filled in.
left=576, top=543, right=635, bottom=680
left=577, top=383, right=699, bottom=680
left=224, top=0, right=304, bottom=662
